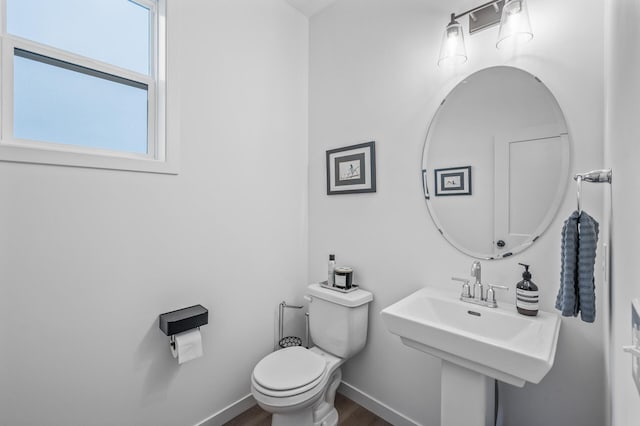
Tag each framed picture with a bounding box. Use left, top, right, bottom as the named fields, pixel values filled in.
left=434, top=166, right=472, bottom=196
left=326, top=141, right=376, bottom=195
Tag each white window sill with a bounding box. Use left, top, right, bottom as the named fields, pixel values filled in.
left=0, top=141, right=179, bottom=174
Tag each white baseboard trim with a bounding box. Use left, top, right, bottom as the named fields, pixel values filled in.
left=194, top=393, right=256, bottom=426
left=338, top=381, right=422, bottom=426
left=194, top=382, right=421, bottom=426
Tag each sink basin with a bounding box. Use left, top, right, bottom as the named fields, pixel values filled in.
left=381, top=286, right=561, bottom=387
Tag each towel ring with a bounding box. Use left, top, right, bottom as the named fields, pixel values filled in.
left=576, top=175, right=582, bottom=214
left=573, top=169, right=612, bottom=214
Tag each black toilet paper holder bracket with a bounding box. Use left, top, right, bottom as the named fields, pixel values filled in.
left=159, top=304, right=209, bottom=348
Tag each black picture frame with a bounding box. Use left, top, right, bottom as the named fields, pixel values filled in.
left=326, top=141, right=376, bottom=195
left=434, top=166, right=472, bottom=196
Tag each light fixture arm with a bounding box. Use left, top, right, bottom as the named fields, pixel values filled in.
left=452, top=0, right=503, bottom=21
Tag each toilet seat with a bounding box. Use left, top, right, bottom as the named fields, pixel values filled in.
left=252, top=347, right=327, bottom=398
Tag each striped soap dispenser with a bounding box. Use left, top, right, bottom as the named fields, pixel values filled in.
left=516, top=263, right=539, bottom=316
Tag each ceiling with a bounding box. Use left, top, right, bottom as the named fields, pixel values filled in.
left=284, top=0, right=339, bottom=17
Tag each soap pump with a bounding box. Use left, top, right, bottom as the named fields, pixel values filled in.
left=516, top=263, right=539, bottom=316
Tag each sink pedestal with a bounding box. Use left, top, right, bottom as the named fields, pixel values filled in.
left=441, top=360, right=494, bottom=426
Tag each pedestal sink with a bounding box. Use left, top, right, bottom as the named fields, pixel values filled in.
left=380, top=286, right=561, bottom=426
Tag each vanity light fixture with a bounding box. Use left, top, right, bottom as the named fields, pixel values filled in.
left=437, top=14, right=467, bottom=67
left=438, top=0, right=533, bottom=67
left=496, top=0, right=533, bottom=49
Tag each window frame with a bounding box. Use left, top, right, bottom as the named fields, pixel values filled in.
left=0, top=0, right=176, bottom=174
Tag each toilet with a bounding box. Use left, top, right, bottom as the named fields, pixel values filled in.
left=251, top=283, right=373, bottom=426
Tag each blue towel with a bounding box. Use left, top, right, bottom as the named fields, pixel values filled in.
left=577, top=212, right=599, bottom=322
left=557, top=211, right=580, bottom=316
left=556, top=210, right=599, bottom=322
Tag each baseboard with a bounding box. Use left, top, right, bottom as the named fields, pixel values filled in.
left=338, top=381, right=422, bottom=426
left=194, top=393, right=256, bottom=426
left=194, top=382, right=420, bottom=426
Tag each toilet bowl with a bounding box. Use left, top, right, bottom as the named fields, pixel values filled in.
left=250, top=283, right=373, bottom=426
left=251, top=346, right=344, bottom=426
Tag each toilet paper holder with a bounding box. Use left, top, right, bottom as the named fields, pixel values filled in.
left=159, top=304, right=209, bottom=347
left=169, top=331, right=200, bottom=349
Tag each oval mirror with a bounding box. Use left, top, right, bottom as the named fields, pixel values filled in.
left=422, top=66, right=570, bottom=259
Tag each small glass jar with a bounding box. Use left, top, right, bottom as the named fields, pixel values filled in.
left=334, top=266, right=353, bottom=289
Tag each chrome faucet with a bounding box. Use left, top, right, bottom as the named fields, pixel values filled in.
left=470, top=261, right=482, bottom=300
left=451, top=261, right=509, bottom=308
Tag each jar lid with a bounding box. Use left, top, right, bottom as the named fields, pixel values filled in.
left=334, top=266, right=353, bottom=274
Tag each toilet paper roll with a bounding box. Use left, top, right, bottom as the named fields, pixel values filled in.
left=171, top=329, right=203, bottom=365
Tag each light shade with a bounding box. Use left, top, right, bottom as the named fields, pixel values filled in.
left=438, top=17, right=467, bottom=67
left=496, top=0, right=533, bottom=49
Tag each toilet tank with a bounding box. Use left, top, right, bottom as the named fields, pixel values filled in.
left=307, top=283, right=373, bottom=358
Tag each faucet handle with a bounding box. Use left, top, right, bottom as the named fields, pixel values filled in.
left=451, top=277, right=471, bottom=298
left=485, top=284, right=509, bottom=304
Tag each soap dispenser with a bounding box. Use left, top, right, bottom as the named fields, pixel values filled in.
left=516, top=263, right=539, bottom=316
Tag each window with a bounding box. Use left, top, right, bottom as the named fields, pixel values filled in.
left=0, top=0, right=175, bottom=174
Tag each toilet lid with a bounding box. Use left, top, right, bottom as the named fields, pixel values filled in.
left=253, top=347, right=327, bottom=391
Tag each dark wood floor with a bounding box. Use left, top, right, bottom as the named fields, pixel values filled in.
left=224, top=392, right=392, bottom=426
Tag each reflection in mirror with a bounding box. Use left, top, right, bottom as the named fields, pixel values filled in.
left=422, top=66, right=569, bottom=259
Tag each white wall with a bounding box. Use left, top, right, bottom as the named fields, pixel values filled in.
left=309, top=0, right=605, bottom=424
left=605, top=0, right=640, bottom=425
left=0, top=1, right=308, bottom=425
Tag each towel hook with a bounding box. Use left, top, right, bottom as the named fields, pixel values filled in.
left=573, top=169, right=612, bottom=184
